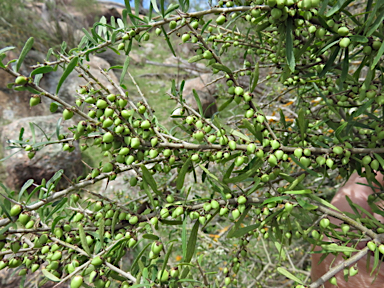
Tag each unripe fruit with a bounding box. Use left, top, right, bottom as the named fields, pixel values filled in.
left=337, top=27, right=349, bottom=36
left=235, top=156, right=244, bottom=166
left=131, top=137, right=140, bottom=148
left=228, top=140, right=237, bottom=150
left=234, top=86, right=244, bottom=96
left=71, top=275, right=83, bottom=288
left=117, top=43, right=125, bottom=50
left=371, top=159, right=380, bottom=170
left=268, top=154, right=277, bottom=166
left=181, top=33, right=190, bottom=43
left=203, top=50, right=213, bottom=59
left=362, top=155, right=372, bottom=165
left=316, top=156, right=326, bottom=166
left=102, top=162, right=114, bottom=173
left=333, top=146, right=343, bottom=155
left=326, top=158, right=334, bottom=169
left=63, top=109, right=74, bottom=120
left=18, top=213, right=31, bottom=226
left=30, top=95, right=41, bottom=107
left=216, top=15, right=226, bottom=25
left=320, top=218, right=330, bottom=229
left=152, top=241, right=163, bottom=254
left=237, top=195, right=247, bottom=204
left=91, top=256, right=103, bottom=266
left=373, top=40, right=381, bottom=50
left=102, top=132, right=114, bottom=143
left=232, top=209, right=240, bottom=220
left=158, top=270, right=169, bottom=282
left=339, top=37, right=351, bottom=48
left=15, top=76, right=28, bottom=85
left=329, top=277, right=337, bottom=286
left=367, top=241, right=377, bottom=251
left=169, top=21, right=177, bottom=29
left=96, top=99, right=108, bottom=109
left=294, top=148, right=303, bottom=158
left=129, top=215, right=138, bottom=225
left=10, top=204, right=22, bottom=216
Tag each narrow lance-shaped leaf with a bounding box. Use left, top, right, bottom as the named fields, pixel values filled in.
left=177, top=159, right=192, bottom=190
left=250, top=62, right=259, bottom=93
left=56, top=56, right=78, bottom=94
left=286, top=17, right=295, bottom=72
left=18, top=179, right=34, bottom=202
left=371, top=40, right=384, bottom=70
left=192, top=89, right=204, bottom=116
left=78, top=223, right=91, bottom=256
left=16, top=37, right=34, bottom=72
left=120, top=56, right=130, bottom=85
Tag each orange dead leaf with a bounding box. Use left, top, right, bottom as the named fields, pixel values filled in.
left=283, top=101, right=294, bottom=107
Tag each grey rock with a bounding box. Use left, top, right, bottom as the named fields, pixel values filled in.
left=0, top=114, right=83, bottom=190
left=40, top=54, right=120, bottom=107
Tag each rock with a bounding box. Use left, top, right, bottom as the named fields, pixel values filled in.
left=0, top=67, right=50, bottom=126
left=142, top=43, right=155, bottom=55
left=40, top=54, right=120, bottom=107
left=173, top=74, right=222, bottom=118
left=0, top=114, right=83, bottom=190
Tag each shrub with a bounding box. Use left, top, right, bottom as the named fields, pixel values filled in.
left=0, top=0, right=384, bottom=287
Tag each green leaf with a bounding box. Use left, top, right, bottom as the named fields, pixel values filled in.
left=82, top=28, right=98, bottom=45
left=119, top=55, right=130, bottom=85
left=339, top=47, right=349, bottom=91
left=211, top=63, right=232, bottom=74
left=181, top=216, right=188, bottom=260
left=18, top=179, right=33, bottom=202
left=178, top=0, right=189, bottom=12
left=16, top=37, right=34, bottom=72
left=142, top=181, right=155, bottom=209
left=373, top=153, right=384, bottom=170
left=320, top=46, right=340, bottom=77
left=307, top=194, right=341, bottom=212
left=45, top=197, right=67, bottom=222
left=218, top=97, right=233, bottom=111
left=349, top=35, right=368, bottom=43
left=161, top=26, right=176, bottom=57
left=250, top=62, right=259, bottom=93
left=371, top=40, right=384, bottom=70
left=177, top=159, right=192, bottom=190
left=99, top=218, right=105, bottom=249
left=159, top=242, right=174, bottom=282
left=188, top=55, right=204, bottom=63
left=286, top=17, right=295, bottom=72
left=283, top=189, right=312, bottom=195
left=371, top=248, right=380, bottom=275
left=0, top=46, right=15, bottom=54
left=141, top=165, right=161, bottom=196
left=42, top=269, right=60, bottom=282
left=326, top=0, right=350, bottom=16
left=151, top=0, right=160, bottom=14
left=46, top=170, right=64, bottom=191
left=142, top=234, right=159, bottom=240
left=227, top=224, right=260, bottom=238
left=192, top=90, right=204, bottom=116
left=56, top=56, right=78, bottom=94
left=321, top=245, right=358, bottom=252
left=277, top=267, right=303, bottom=284
left=78, top=223, right=91, bottom=256
left=31, top=66, right=54, bottom=77
left=111, top=210, right=119, bottom=237
left=131, top=243, right=151, bottom=270
left=225, top=159, right=262, bottom=184
left=352, top=98, right=375, bottom=117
